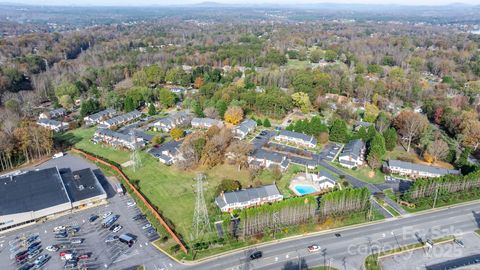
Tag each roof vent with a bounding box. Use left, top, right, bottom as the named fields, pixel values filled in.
left=74, top=174, right=80, bottom=180
left=78, top=185, right=84, bottom=191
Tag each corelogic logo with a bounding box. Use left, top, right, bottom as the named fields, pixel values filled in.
left=347, top=225, right=464, bottom=259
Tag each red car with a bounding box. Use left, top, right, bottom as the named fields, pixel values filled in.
left=59, top=250, right=72, bottom=257
left=78, top=254, right=90, bottom=260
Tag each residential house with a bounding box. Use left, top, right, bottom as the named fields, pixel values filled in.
left=316, top=171, right=337, bottom=189
left=39, top=108, right=67, bottom=119
left=338, top=139, right=366, bottom=169
left=274, top=130, right=317, bottom=148
left=83, top=109, right=116, bottom=126
left=100, top=110, right=142, bottom=129
left=153, top=111, right=192, bottom=132
left=36, top=119, right=68, bottom=132
left=248, top=149, right=290, bottom=171
left=234, top=119, right=257, bottom=139
left=147, top=140, right=182, bottom=165
left=93, top=128, right=145, bottom=150
left=383, top=159, right=460, bottom=179
left=191, top=117, right=224, bottom=129
left=215, top=184, right=283, bottom=212
left=353, top=121, right=372, bottom=131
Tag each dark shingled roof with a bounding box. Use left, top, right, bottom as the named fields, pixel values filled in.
left=0, top=167, right=71, bottom=216
left=61, top=168, right=106, bottom=203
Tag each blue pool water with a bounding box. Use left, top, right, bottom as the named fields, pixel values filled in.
left=294, top=185, right=317, bottom=195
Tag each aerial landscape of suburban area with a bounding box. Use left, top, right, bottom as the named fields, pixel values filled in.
left=1, top=0, right=480, bottom=269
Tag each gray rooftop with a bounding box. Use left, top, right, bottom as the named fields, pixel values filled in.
left=0, top=167, right=71, bottom=216
left=278, top=130, right=317, bottom=145
left=61, top=168, right=106, bottom=203
left=37, top=118, right=63, bottom=126
left=191, top=117, right=222, bottom=126
left=104, top=110, right=141, bottom=126
left=215, top=184, right=281, bottom=209
left=385, top=159, right=460, bottom=176
left=85, top=108, right=116, bottom=121
left=341, top=139, right=365, bottom=160
left=252, top=149, right=286, bottom=163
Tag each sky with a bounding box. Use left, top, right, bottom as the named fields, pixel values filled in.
left=9, top=0, right=480, bottom=6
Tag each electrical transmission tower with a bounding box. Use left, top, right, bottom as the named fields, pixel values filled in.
left=192, top=173, right=211, bottom=240
left=130, top=130, right=142, bottom=172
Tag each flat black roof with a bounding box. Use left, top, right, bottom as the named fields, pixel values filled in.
left=61, top=168, right=106, bottom=203
left=0, top=167, right=71, bottom=216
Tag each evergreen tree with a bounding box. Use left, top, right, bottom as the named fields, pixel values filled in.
left=192, top=101, right=204, bottom=117
left=215, top=100, right=228, bottom=119
left=307, top=116, right=328, bottom=136
left=366, top=125, right=377, bottom=141
left=329, top=119, right=348, bottom=143
left=124, top=96, right=135, bottom=112
left=356, top=126, right=368, bottom=141
left=383, top=127, right=398, bottom=151
left=367, top=132, right=386, bottom=169
left=263, top=118, right=271, bottom=127
left=148, top=103, right=156, bottom=116
left=256, top=119, right=263, bottom=126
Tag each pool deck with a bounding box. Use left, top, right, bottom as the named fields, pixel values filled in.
left=289, top=173, right=321, bottom=196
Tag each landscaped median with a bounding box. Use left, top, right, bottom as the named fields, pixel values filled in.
left=364, top=236, right=454, bottom=270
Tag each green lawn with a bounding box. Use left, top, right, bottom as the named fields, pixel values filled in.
left=329, top=162, right=385, bottom=184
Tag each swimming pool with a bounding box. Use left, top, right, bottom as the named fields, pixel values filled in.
left=293, top=184, right=318, bottom=196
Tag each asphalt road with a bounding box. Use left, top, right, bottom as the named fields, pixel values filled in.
left=137, top=202, right=480, bottom=270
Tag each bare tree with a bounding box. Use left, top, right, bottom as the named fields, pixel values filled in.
left=393, top=110, right=428, bottom=153
left=426, top=139, right=449, bottom=163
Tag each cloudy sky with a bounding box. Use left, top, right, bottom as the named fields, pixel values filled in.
left=10, top=0, right=480, bottom=6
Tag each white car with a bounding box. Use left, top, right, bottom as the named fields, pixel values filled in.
left=112, top=225, right=123, bottom=233
left=46, top=245, right=59, bottom=252
left=53, top=226, right=65, bottom=232
left=103, top=211, right=113, bottom=219
left=307, top=245, right=321, bottom=252
left=127, top=201, right=136, bottom=207
left=70, top=239, right=83, bottom=244
left=142, top=223, right=152, bottom=230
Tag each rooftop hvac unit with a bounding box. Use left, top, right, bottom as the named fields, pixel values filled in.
left=74, top=174, right=80, bottom=180
left=78, top=185, right=84, bottom=191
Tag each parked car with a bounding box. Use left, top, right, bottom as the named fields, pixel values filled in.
left=64, top=259, right=78, bottom=268
left=28, top=245, right=41, bottom=254
left=78, top=253, right=91, bottom=260
left=45, top=245, right=59, bottom=252
left=127, top=201, right=136, bottom=207
left=132, top=214, right=145, bottom=221
left=105, top=235, right=118, bottom=243
left=53, top=226, right=65, bottom=232
left=28, top=249, right=41, bottom=260
left=307, top=245, right=321, bottom=252
left=17, top=263, right=33, bottom=270
left=89, top=214, right=99, bottom=223
left=59, top=250, right=72, bottom=257
left=113, top=225, right=123, bottom=233
left=70, top=239, right=83, bottom=245
left=54, top=232, right=67, bottom=238
left=33, top=254, right=49, bottom=265
left=142, top=223, right=152, bottom=230
left=15, top=250, right=28, bottom=261
left=334, top=233, right=341, bottom=237
left=249, top=251, right=262, bottom=260
left=102, top=211, right=113, bottom=219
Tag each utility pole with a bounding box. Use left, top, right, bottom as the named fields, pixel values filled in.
left=432, top=187, right=438, bottom=209
left=192, top=174, right=211, bottom=240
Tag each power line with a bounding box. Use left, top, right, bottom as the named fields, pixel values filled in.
left=192, top=173, right=211, bottom=240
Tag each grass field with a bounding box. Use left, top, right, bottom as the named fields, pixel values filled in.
left=59, top=127, right=312, bottom=241
left=329, top=162, right=385, bottom=184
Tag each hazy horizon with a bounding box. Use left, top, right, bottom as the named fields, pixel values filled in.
left=5, top=0, right=480, bottom=7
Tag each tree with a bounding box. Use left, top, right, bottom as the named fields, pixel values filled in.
left=224, top=106, right=244, bottom=125
left=363, top=103, right=379, bottom=123
left=427, top=139, right=449, bottom=163
left=194, top=77, right=204, bottom=89
left=383, top=127, right=398, bottom=151
left=152, top=135, right=164, bottom=145
left=256, top=119, right=263, bottom=126
left=375, top=112, right=390, bottom=133
left=318, top=132, right=329, bottom=144
left=393, top=111, right=428, bottom=152
left=309, top=49, right=323, bottom=63
left=324, top=50, right=337, bottom=62
left=124, top=96, right=135, bottom=112
left=158, top=88, right=176, bottom=108
left=367, top=132, right=386, bottom=169
left=80, top=99, right=100, bottom=117
left=215, top=100, right=228, bottom=118
left=170, top=128, right=184, bottom=140
left=59, top=95, right=73, bottom=109
left=148, top=103, right=156, bottom=116
left=54, top=81, right=79, bottom=99
left=216, top=179, right=241, bottom=194
left=291, top=92, right=312, bottom=113
left=329, top=119, right=348, bottom=143
left=263, top=118, right=271, bottom=128
left=203, top=107, right=220, bottom=119
left=461, top=119, right=480, bottom=151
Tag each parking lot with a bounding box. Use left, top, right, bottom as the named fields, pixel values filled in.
left=318, top=143, right=343, bottom=162
left=0, top=191, right=161, bottom=270
left=379, top=232, right=480, bottom=270
left=251, top=130, right=276, bottom=150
